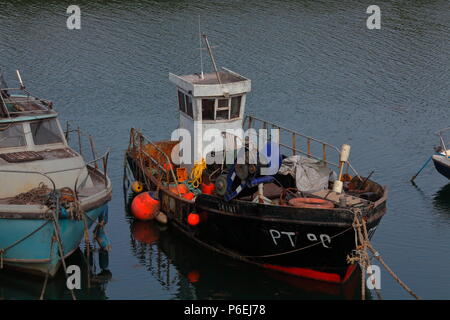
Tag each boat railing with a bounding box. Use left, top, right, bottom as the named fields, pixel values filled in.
left=436, top=127, right=450, bottom=157
left=128, top=128, right=182, bottom=196
left=64, top=123, right=110, bottom=189
left=244, top=115, right=360, bottom=178
left=0, top=87, right=53, bottom=119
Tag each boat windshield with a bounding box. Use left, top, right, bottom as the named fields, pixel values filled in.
left=0, top=123, right=27, bottom=148
left=30, top=118, right=63, bottom=145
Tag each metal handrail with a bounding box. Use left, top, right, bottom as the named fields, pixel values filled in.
left=435, top=127, right=450, bottom=135
left=65, top=124, right=111, bottom=190
left=435, top=128, right=449, bottom=156
left=244, top=115, right=360, bottom=177
left=129, top=129, right=181, bottom=196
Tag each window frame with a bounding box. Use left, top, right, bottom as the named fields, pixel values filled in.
left=200, top=95, right=243, bottom=122
left=0, top=122, right=27, bottom=150
left=29, top=118, right=65, bottom=147
left=178, top=90, right=194, bottom=119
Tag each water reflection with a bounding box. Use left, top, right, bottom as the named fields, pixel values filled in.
left=129, top=219, right=370, bottom=300
left=0, top=248, right=112, bottom=300
left=433, top=183, right=450, bottom=214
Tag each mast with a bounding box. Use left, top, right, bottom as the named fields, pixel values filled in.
left=202, top=34, right=222, bottom=85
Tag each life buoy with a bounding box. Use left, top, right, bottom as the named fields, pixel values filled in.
left=288, top=197, right=334, bottom=209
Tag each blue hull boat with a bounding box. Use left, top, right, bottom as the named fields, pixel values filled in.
left=0, top=204, right=108, bottom=277
left=0, top=71, right=112, bottom=277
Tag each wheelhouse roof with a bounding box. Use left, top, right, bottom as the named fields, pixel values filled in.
left=169, top=68, right=251, bottom=97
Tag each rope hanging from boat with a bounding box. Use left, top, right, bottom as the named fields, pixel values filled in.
left=1, top=186, right=109, bottom=300
left=189, top=158, right=206, bottom=188
left=0, top=220, right=51, bottom=269
left=48, top=191, right=77, bottom=300
left=347, top=208, right=421, bottom=300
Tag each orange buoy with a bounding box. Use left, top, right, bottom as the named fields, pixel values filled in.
left=187, top=270, right=200, bottom=283
left=131, top=192, right=160, bottom=220
left=187, top=213, right=200, bottom=226
left=169, top=184, right=189, bottom=195
left=183, top=192, right=195, bottom=200
left=131, top=221, right=160, bottom=244
left=201, top=182, right=215, bottom=195
left=288, top=197, right=334, bottom=209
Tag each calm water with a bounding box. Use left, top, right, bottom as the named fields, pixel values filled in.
left=0, top=0, right=449, bottom=300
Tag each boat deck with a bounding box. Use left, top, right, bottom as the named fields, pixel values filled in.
left=0, top=148, right=78, bottom=164
left=0, top=166, right=108, bottom=206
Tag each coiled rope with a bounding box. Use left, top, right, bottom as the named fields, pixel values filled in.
left=189, top=158, right=206, bottom=188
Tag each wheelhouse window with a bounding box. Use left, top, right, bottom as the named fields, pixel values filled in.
left=30, top=119, right=63, bottom=145
left=178, top=90, right=193, bottom=118
left=0, top=123, right=26, bottom=148
left=178, top=91, right=186, bottom=113
left=201, top=95, right=242, bottom=121
left=186, top=95, right=193, bottom=117
left=230, top=96, right=241, bottom=119
left=202, top=99, right=215, bottom=120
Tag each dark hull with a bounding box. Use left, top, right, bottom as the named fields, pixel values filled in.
left=433, top=156, right=450, bottom=179
left=127, top=154, right=387, bottom=283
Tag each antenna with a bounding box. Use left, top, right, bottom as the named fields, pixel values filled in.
left=202, top=34, right=222, bottom=85
left=198, top=15, right=204, bottom=79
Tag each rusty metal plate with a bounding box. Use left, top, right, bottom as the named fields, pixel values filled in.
left=0, top=151, right=44, bottom=163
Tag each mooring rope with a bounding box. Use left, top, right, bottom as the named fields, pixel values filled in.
left=49, top=192, right=77, bottom=300
left=348, top=208, right=421, bottom=300
left=39, top=236, right=55, bottom=300
left=0, top=220, right=51, bottom=269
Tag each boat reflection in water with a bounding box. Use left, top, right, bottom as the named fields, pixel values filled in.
left=433, top=183, right=450, bottom=214
left=129, top=218, right=371, bottom=300
left=0, top=248, right=112, bottom=300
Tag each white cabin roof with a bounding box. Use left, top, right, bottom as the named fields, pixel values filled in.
left=169, top=68, right=251, bottom=97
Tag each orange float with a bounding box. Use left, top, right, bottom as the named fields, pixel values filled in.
left=201, top=182, right=215, bottom=195
left=288, top=197, right=334, bottom=209
left=187, top=270, right=200, bottom=283
left=187, top=213, right=200, bottom=226
left=183, top=192, right=195, bottom=200
left=131, top=192, right=160, bottom=220
left=169, top=183, right=189, bottom=195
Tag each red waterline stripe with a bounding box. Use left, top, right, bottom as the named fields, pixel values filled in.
left=262, top=264, right=341, bottom=283
left=342, top=264, right=357, bottom=283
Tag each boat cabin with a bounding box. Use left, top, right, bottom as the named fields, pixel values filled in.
left=169, top=68, right=251, bottom=166
left=0, top=87, right=94, bottom=198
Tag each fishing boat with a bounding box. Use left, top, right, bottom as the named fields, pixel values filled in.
left=432, top=128, right=450, bottom=179
left=0, top=71, right=112, bottom=277
left=125, top=37, right=388, bottom=284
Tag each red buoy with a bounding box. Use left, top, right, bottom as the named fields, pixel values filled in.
left=201, top=182, right=215, bottom=195
left=131, top=192, right=160, bottom=220
left=187, top=213, right=200, bottom=226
